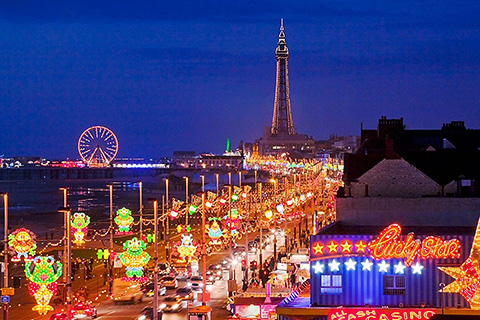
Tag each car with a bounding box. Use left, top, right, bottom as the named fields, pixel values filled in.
left=111, top=279, right=143, bottom=304
left=160, top=276, right=178, bottom=289
left=175, top=287, right=194, bottom=301
left=69, top=302, right=98, bottom=319
left=142, top=281, right=167, bottom=297
left=189, top=276, right=203, bottom=291
left=137, top=306, right=163, bottom=320
left=159, top=296, right=182, bottom=313
left=49, top=313, right=68, bottom=320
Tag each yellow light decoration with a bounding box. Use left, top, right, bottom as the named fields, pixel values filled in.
left=439, top=218, right=480, bottom=309
left=8, top=228, right=37, bottom=262
left=264, top=210, right=273, bottom=220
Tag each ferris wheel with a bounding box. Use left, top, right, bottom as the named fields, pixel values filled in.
left=78, top=126, right=118, bottom=167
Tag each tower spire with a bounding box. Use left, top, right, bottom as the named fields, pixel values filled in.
left=271, top=19, right=295, bottom=136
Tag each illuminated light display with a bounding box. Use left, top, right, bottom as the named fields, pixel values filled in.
left=264, top=210, right=273, bottom=220
left=174, top=234, right=199, bottom=263
left=368, top=224, right=461, bottom=266
left=312, top=262, right=325, bottom=274
left=355, top=240, right=367, bottom=253
left=207, top=218, right=224, bottom=245
left=378, top=260, right=390, bottom=273
left=328, top=259, right=340, bottom=272
left=219, top=198, right=227, bottom=205
left=114, top=207, right=134, bottom=235
left=188, top=205, right=197, bottom=215
left=412, top=262, right=424, bottom=275
left=312, top=242, right=324, bottom=255
left=327, top=241, right=338, bottom=253
left=286, top=199, right=294, bottom=206
left=439, top=219, right=480, bottom=309
left=361, top=259, right=373, bottom=271
left=176, top=225, right=191, bottom=233
left=340, top=240, right=352, bottom=253
left=394, top=261, right=406, bottom=274
left=78, top=126, right=118, bottom=167
left=328, top=309, right=437, bottom=320
left=25, top=256, right=62, bottom=315
left=70, top=212, right=90, bottom=245
left=119, top=238, right=150, bottom=279
left=300, top=194, right=306, bottom=201
left=345, top=258, right=357, bottom=270
left=96, top=249, right=112, bottom=260
left=231, top=194, right=239, bottom=202
left=223, top=208, right=242, bottom=238
left=170, top=209, right=179, bottom=220
left=8, top=228, right=37, bottom=262
left=206, top=201, right=213, bottom=208
left=276, top=204, right=285, bottom=213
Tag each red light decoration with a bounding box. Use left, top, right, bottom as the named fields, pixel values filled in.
left=327, top=241, right=338, bottom=253
left=312, top=242, right=324, bottom=255
left=355, top=240, right=367, bottom=253
left=328, top=308, right=437, bottom=320
left=368, top=224, right=461, bottom=266
left=340, top=240, right=352, bottom=253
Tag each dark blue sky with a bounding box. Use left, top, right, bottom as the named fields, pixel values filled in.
left=1, top=1, right=480, bottom=159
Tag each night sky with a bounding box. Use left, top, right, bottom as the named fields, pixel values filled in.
left=1, top=1, right=480, bottom=159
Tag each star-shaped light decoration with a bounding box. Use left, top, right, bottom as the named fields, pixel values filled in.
left=312, top=261, right=325, bottom=274
left=329, top=259, right=340, bottom=272
left=340, top=240, right=353, bottom=253
left=412, top=262, right=424, bottom=275
left=361, top=259, right=373, bottom=271
left=394, top=261, right=406, bottom=274
left=327, top=241, right=338, bottom=253
left=378, top=260, right=390, bottom=273
left=439, top=218, right=480, bottom=309
left=313, top=242, right=324, bottom=255
left=355, top=240, right=367, bottom=253
left=345, top=258, right=357, bottom=270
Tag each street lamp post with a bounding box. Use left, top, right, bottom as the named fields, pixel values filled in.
left=149, top=198, right=159, bottom=320
left=2, top=193, right=9, bottom=320
left=200, top=192, right=207, bottom=305
left=138, top=182, right=143, bottom=237
left=200, top=175, right=205, bottom=193
left=165, top=179, right=170, bottom=264
left=184, top=177, right=189, bottom=225
left=59, top=207, right=72, bottom=306
left=215, top=173, right=219, bottom=196
left=238, top=171, right=242, bottom=187
left=107, top=184, right=114, bottom=292
left=59, top=188, right=68, bottom=290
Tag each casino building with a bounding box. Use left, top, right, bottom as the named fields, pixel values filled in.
left=276, top=220, right=480, bottom=320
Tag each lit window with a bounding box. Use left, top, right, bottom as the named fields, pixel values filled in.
left=383, top=275, right=406, bottom=295
left=320, top=275, right=342, bottom=294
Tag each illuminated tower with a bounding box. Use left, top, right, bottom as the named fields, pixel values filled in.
left=271, top=19, right=295, bottom=136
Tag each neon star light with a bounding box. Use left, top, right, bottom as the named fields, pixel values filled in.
left=340, top=240, right=353, bottom=253
left=378, top=260, right=390, bottom=273
left=439, top=218, right=480, bottom=309
left=329, top=259, right=340, bottom=272
left=361, top=259, right=373, bottom=271
left=327, top=241, right=338, bottom=253
left=412, top=262, right=424, bottom=275
left=355, top=240, right=367, bottom=253
left=119, top=238, right=150, bottom=280
left=114, top=207, right=134, bottom=235
left=394, top=261, right=406, bottom=274
left=71, top=212, right=90, bottom=246
left=25, top=256, right=62, bottom=315
left=312, top=262, right=325, bottom=274
left=312, top=242, right=324, bottom=255
left=368, top=224, right=461, bottom=266
left=8, top=228, right=37, bottom=262
left=345, top=258, right=357, bottom=270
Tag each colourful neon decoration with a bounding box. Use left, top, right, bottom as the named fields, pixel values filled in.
left=176, top=225, right=191, bottom=233
left=25, top=256, right=62, bottom=315
left=439, top=218, right=480, bottom=309
left=8, top=228, right=37, bottom=262
left=345, top=258, right=356, bottom=270
left=71, top=212, right=90, bottom=245
left=361, top=259, right=373, bottom=271
left=328, top=259, right=340, bottom=272
left=340, top=240, right=352, bottom=253
left=207, top=218, right=223, bottom=245
left=189, top=205, right=197, bottom=215
left=114, top=207, right=134, bottom=235
left=328, top=309, right=437, bottom=320
left=312, top=262, right=324, bottom=274
left=368, top=224, right=461, bottom=266
left=355, top=240, right=367, bottom=253
left=378, top=260, right=390, bottom=273
left=412, top=262, right=424, bottom=275
left=170, top=209, right=179, bottom=220
left=119, top=238, right=150, bottom=279
left=276, top=204, right=285, bottom=213
left=394, top=261, right=406, bottom=274
left=264, top=210, right=273, bottom=220
left=174, top=234, right=199, bottom=263
left=327, top=241, right=338, bottom=253
left=223, top=208, right=242, bottom=238
left=313, top=243, right=324, bottom=255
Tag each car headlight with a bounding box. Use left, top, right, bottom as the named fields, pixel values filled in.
left=217, top=271, right=221, bottom=276
left=160, top=303, right=166, bottom=309
left=137, top=316, right=147, bottom=320
left=172, top=304, right=179, bottom=309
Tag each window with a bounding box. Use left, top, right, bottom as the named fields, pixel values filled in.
left=320, top=275, right=342, bottom=294
left=383, top=275, right=406, bottom=295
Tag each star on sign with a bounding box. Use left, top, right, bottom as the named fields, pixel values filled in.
left=355, top=240, right=367, bottom=253
left=313, top=243, right=324, bottom=255
left=394, top=262, right=406, bottom=274
left=378, top=260, right=390, bottom=272
left=327, top=241, right=338, bottom=253
left=412, top=262, right=424, bottom=275
left=340, top=240, right=353, bottom=253
left=312, top=262, right=325, bottom=274
left=439, top=218, right=480, bottom=309
left=329, top=259, right=340, bottom=272
left=361, top=259, right=373, bottom=271
left=345, top=258, right=356, bottom=270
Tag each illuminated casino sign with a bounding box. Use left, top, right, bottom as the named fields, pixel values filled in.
left=311, top=224, right=461, bottom=266
left=329, top=309, right=437, bottom=320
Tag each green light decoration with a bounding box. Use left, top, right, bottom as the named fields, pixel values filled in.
left=71, top=212, right=90, bottom=246
left=119, top=237, right=150, bottom=279
left=189, top=205, right=197, bottom=215
left=226, top=138, right=231, bottom=153
left=231, top=194, right=239, bottom=202
left=114, top=207, right=134, bottom=234
left=25, top=256, right=62, bottom=315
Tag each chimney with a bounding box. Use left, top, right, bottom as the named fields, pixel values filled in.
left=385, top=138, right=400, bottom=159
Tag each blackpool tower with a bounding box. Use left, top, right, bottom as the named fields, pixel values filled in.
left=271, top=18, right=295, bottom=136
